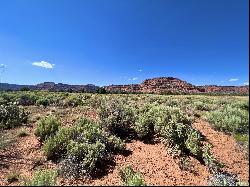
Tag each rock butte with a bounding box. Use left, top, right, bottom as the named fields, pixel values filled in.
left=104, top=77, right=249, bottom=95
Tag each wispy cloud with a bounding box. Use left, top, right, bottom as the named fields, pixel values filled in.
left=243, top=82, right=249, bottom=85
left=0, top=64, right=7, bottom=74
left=0, top=64, right=7, bottom=68
left=128, top=77, right=138, bottom=81
left=32, top=61, right=55, bottom=69
left=138, top=69, right=142, bottom=72
left=229, top=78, right=239, bottom=82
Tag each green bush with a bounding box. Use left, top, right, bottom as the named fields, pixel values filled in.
left=107, top=135, right=126, bottom=151
left=185, top=128, right=203, bottom=157
left=24, top=169, right=58, bottom=186
left=43, top=127, right=74, bottom=159
left=119, top=166, right=146, bottom=186
left=63, top=95, right=83, bottom=107
left=193, top=101, right=214, bottom=111
left=16, top=93, right=38, bottom=106
left=59, top=118, right=125, bottom=178
left=202, top=143, right=223, bottom=172
left=206, top=104, right=249, bottom=134
left=0, top=104, right=28, bottom=129
left=134, top=104, right=203, bottom=158
left=42, top=117, right=125, bottom=178
left=36, top=98, right=50, bottom=107
left=133, top=104, right=158, bottom=139
left=154, top=106, right=195, bottom=156
left=99, top=98, right=135, bottom=138
left=60, top=140, right=107, bottom=178
left=0, top=93, right=16, bottom=104
left=35, top=116, right=61, bottom=142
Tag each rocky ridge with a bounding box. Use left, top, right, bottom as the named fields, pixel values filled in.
left=0, top=77, right=249, bottom=95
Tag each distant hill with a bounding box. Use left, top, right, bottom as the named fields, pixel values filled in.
left=0, top=82, right=100, bottom=93
left=0, top=77, right=249, bottom=95
left=104, top=77, right=249, bottom=95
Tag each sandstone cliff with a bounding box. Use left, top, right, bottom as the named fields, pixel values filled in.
left=104, top=77, right=249, bottom=95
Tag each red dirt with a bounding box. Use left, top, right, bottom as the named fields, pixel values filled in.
left=86, top=140, right=209, bottom=186
left=193, top=119, right=249, bottom=182
left=0, top=126, right=56, bottom=186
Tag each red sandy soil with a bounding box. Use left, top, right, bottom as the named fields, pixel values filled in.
left=193, top=119, right=249, bottom=182
left=0, top=114, right=248, bottom=186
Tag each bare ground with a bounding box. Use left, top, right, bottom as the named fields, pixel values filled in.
left=193, top=119, right=249, bottom=182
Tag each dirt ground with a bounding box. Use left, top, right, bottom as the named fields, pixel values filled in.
left=0, top=106, right=249, bottom=186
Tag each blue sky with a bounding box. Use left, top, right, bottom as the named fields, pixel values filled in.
left=0, top=0, right=248, bottom=86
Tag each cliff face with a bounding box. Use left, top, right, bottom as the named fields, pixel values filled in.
left=104, top=77, right=249, bottom=95
left=140, top=77, right=201, bottom=94
left=104, top=77, right=202, bottom=94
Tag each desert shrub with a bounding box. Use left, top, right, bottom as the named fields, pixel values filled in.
left=234, top=134, right=249, bottom=151
left=193, top=101, right=213, bottom=111
left=208, top=171, right=238, bottom=186
left=178, top=157, right=191, bottom=171
left=185, top=128, right=203, bottom=157
left=24, top=169, right=58, bottom=186
left=206, top=104, right=249, bottom=134
left=87, top=94, right=104, bottom=108
left=36, top=98, right=50, bottom=107
left=165, top=99, right=182, bottom=107
left=99, top=98, right=135, bottom=138
left=0, top=93, right=16, bottom=104
left=231, top=100, right=249, bottom=111
left=181, top=104, right=196, bottom=118
left=119, top=166, right=146, bottom=186
left=0, top=97, right=6, bottom=105
left=154, top=106, right=197, bottom=156
left=42, top=117, right=125, bottom=178
left=16, top=93, right=38, bottom=105
left=59, top=118, right=125, bottom=178
left=61, top=140, right=107, bottom=178
left=134, top=104, right=203, bottom=158
left=0, top=104, right=28, bottom=129
left=202, top=143, right=223, bottom=172
left=43, top=127, right=74, bottom=160
left=35, top=116, right=61, bottom=142
left=133, top=104, right=158, bottom=139
left=63, top=95, right=83, bottom=107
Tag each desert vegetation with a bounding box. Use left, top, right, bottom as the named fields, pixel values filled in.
left=0, top=91, right=249, bottom=186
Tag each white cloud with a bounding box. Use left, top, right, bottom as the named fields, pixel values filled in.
left=129, top=77, right=138, bottom=81
left=229, top=78, right=239, bottom=82
left=32, top=61, right=55, bottom=69
left=138, top=69, right=142, bottom=72
left=243, top=82, right=249, bottom=85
